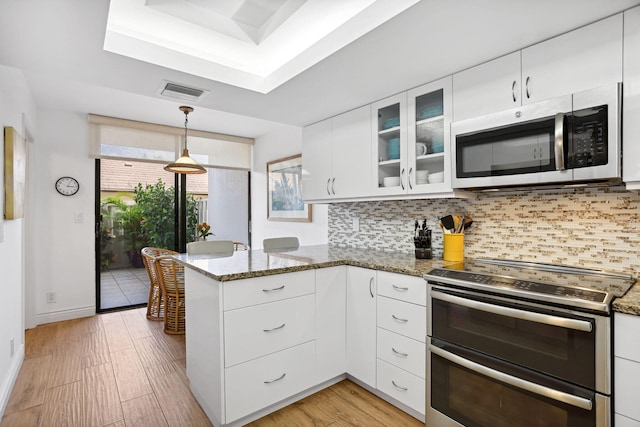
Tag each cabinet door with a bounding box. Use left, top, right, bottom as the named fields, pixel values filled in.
left=452, top=52, right=521, bottom=121
left=315, top=267, right=346, bottom=383
left=332, top=106, right=372, bottom=198
left=623, top=6, right=640, bottom=186
left=346, top=266, right=377, bottom=388
left=521, top=14, right=623, bottom=105
left=407, top=76, right=453, bottom=194
left=371, top=93, right=408, bottom=196
left=302, top=118, right=332, bottom=201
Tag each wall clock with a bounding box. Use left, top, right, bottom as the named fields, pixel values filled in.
left=55, top=176, right=80, bottom=196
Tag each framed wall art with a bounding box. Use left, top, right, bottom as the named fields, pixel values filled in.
left=266, top=154, right=311, bottom=222
left=4, top=126, right=27, bottom=220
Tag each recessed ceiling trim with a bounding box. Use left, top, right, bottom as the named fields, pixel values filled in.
left=104, top=0, right=419, bottom=93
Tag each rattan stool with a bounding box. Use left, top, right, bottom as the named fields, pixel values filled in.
left=141, top=247, right=177, bottom=321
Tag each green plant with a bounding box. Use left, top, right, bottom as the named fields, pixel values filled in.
left=99, top=227, right=115, bottom=270
left=134, top=180, right=199, bottom=249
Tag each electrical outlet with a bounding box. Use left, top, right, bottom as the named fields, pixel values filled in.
left=46, top=292, right=56, bottom=304
left=352, top=217, right=360, bottom=232
left=10, top=338, right=14, bottom=357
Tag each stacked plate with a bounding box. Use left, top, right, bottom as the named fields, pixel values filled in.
left=383, top=176, right=401, bottom=187
left=387, top=138, right=400, bottom=160
left=416, top=170, right=429, bottom=185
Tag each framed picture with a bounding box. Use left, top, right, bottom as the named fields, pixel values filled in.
left=267, top=154, right=311, bottom=222
left=4, top=127, right=27, bottom=220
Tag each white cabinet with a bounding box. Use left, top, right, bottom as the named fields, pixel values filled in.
left=623, top=6, right=640, bottom=187
left=346, top=266, right=377, bottom=388
left=453, top=14, right=623, bottom=121
left=376, top=359, right=425, bottom=415
left=302, top=105, right=371, bottom=201
left=315, top=267, right=346, bottom=383
left=372, top=77, right=459, bottom=197
left=453, top=52, right=522, bottom=121
left=615, top=312, right=640, bottom=425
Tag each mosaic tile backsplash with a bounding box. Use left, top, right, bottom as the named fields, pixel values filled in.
left=328, top=186, right=640, bottom=276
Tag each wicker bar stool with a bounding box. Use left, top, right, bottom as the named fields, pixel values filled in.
left=154, top=255, right=186, bottom=335
left=141, top=247, right=177, bottom=321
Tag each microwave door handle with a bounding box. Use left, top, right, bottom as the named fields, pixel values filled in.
left=430, top=290, right=592, bottom=332
left=554, top=112, right=566, bottom=170
left=429, top=345, right=593, bottom=411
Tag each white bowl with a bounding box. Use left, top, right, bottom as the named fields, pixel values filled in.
left=383, top=176, right=401, bottom=187
left=428, top=172, right=444, bottom=183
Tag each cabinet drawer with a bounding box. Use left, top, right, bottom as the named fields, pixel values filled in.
left=376, top=359, right=425, bottom=415
left=225, top=341, right=315, bottom=423
left=615, top=313, right=640, bottom=362
left=377, top=271, right=426, bottom=306
left=615, top=356, right=640, bottom=422
left=377, top=328, right=425, bottom=378
left=224, top=294, right=315, bottom=367
left=377, top=296, right=426, bottom=342
left=223, top=270, right=315, bottom=311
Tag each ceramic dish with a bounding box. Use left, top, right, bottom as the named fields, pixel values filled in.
left=428, top=172, right=444, bottom=183
left=383, top=176, right=401, bottom=187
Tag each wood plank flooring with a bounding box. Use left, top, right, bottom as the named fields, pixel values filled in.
left=1, top=308, right=424, bottom=427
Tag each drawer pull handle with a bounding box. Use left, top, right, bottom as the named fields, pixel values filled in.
left=263, top=323, right=285, bottom=332
left=392, top=314, right=408, bottom=323
left=392, top=285, right=408, bottom=292
left=264, top=373, right=286, bottom=384
left=262, top=285, right=285, bottom=292
left=392, top=347, right=408, bottom=357
left=392, top=380, right=408, bottom=391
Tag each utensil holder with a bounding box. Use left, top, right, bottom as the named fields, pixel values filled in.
left=443, top=234, right=464, bottom=261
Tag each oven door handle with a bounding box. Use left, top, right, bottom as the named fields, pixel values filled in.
left=429, top=344, right=593, bottom=411
left=431, top=290, right=593, bottom=332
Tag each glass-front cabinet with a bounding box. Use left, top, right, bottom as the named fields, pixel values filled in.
left=372, top=76, right=454, bottom=196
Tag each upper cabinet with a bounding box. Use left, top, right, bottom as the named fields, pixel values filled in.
left=302, top=105, right=371, bottom=201
left=372, top=76, right=458, bottom=197
left=453, top=14, right=623, bottom=122
left=623, top=6, right=640, bottom=188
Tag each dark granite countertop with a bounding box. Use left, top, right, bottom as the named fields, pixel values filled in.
left=173, top=244, right=640, bottom=316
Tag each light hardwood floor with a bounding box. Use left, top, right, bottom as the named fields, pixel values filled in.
left=1, top=308, right=424, bottom=427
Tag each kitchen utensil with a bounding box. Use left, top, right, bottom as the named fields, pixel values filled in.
left=428, top=171, right=444, bottom=183
left=463, top=216, right=473, bottom=230
left=440, top=215, right=455, bottom=233
left=455, top=215, right=467, bottom=233
left=415, top=220, right=419, bottom=238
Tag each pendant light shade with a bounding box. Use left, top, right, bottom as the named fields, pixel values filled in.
left=164, top=106, right=206, bottom=174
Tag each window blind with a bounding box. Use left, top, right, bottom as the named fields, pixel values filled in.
left=88, top=114, right=253, bottom=170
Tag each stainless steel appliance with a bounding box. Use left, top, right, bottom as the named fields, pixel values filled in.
left=425, top=259, right=634, bottom=427
left=451, top=83, right=621, bottom=190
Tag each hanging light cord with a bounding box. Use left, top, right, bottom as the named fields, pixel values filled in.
left=183, top=109, right=189, bottom=149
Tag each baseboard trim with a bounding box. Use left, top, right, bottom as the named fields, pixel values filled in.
left=0, top=344, right=25, bottom=419
left=36, top=305, right=96, bottom=325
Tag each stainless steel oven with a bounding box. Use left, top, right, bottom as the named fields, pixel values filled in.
left=425, top=259, right=634, bottom=427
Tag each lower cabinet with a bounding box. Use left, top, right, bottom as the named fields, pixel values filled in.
left=376, top=359, right=425, bottom=414
left=346, top=266, right=378, bottom=388
left=615, top=312, right=640, bottom=426
left=225, top=341, right=316, bottom=422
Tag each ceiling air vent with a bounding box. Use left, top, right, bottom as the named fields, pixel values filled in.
left=158, top=81, right=209, bottom=102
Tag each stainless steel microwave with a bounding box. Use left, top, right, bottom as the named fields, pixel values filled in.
left=451, top=83, right=621, bottom=190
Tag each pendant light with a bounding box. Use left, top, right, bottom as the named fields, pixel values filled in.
left=164, top=105, right=206, bottom=174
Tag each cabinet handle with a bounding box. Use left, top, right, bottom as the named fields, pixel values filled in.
left=392, top=347, right=408, bottom=357
left=408, top=167, right=413, bottom=190
left=400, top=168, right=405, bottom=190
left=369, top=276, right=374, bottom=298
left=525, top=76, right=531, bottom=99
left=264, top=373, right=286, bottom=384
left=512, top=80, right=517, bottom=102
left=392, top=284, right=408, bottom=292
left=392, top=314, right=408, bottom=323
left=263, top=323, right=285, bottom=332
left=327, top=178, right=331, bottom=195
left=262, top=285, right=285, bottom=292
left=331, top=177, right=336, bottom=195
left=392, top=380, right=408, bottom=391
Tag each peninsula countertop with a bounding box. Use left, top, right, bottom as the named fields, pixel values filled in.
left=173, top=244, right=640, bottom=316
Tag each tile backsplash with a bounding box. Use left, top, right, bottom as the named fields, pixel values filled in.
left=328, top=186, right=640, bottom=276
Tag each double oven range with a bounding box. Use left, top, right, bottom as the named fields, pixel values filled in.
left=425, top=259, right=634, bottom=427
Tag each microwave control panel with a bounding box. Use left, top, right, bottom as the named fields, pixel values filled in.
left=568, top=105, right=608, bottom=168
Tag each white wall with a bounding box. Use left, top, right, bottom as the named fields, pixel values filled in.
left=251, top=125, right=328, bottom=249
left=208, top=169, right=249, bottom=244
left=0, top=65, right=36, bottom=417
left=31, top=110, right=96, bottom=324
